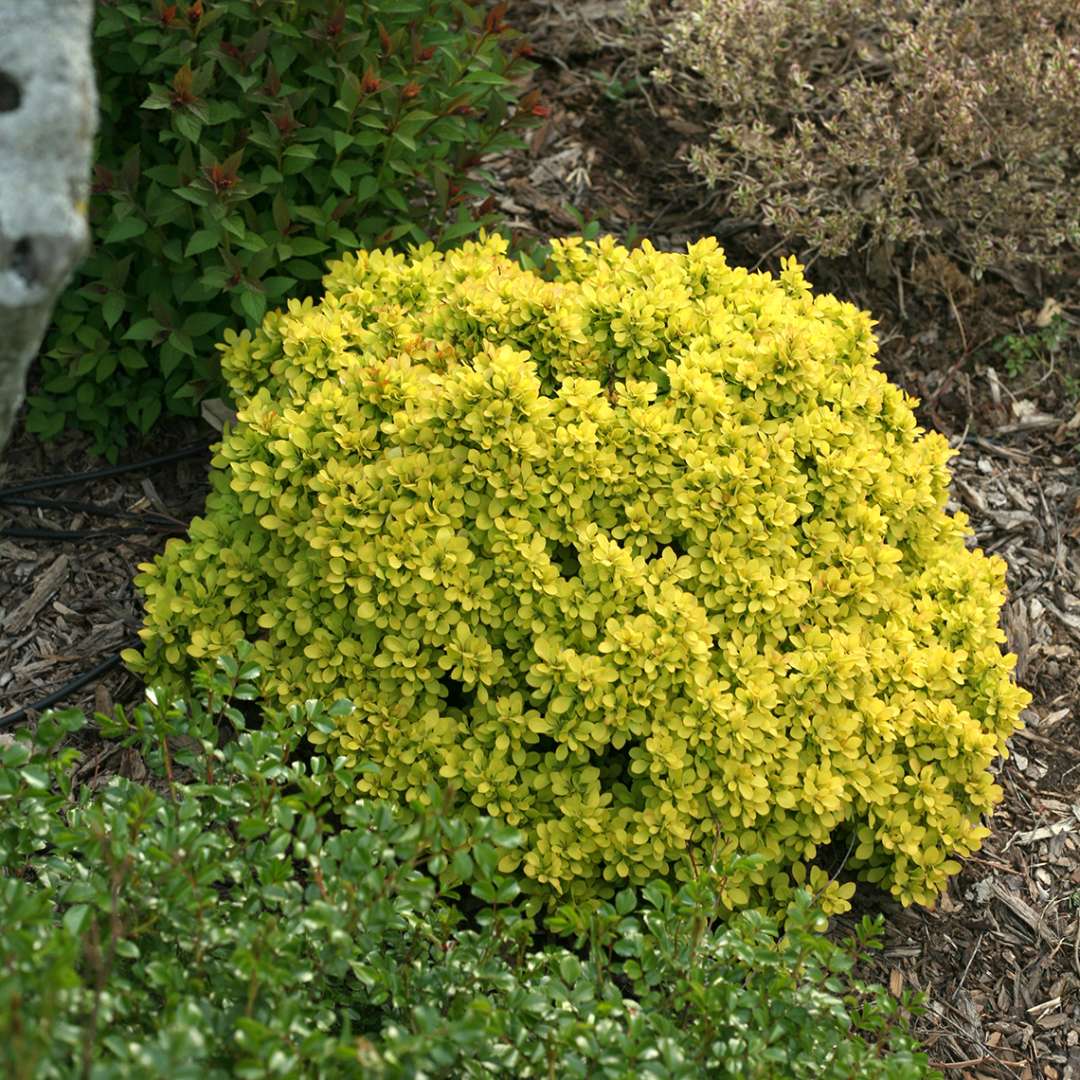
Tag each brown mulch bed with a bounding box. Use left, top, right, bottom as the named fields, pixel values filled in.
left=1, top=419, right=212, bottom=729
left=2, top=2, right=1079, bottom=1076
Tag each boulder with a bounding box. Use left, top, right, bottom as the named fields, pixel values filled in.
left=0, top=0, right=96, bottom=451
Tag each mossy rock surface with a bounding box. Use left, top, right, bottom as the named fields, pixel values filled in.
left=127, top=234, right=1029, bottom=911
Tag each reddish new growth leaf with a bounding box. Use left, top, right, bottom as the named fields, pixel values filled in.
left=170, top=64, right=198, bottom=108
left=329, top=196, right=356, bottom=223
left=360, top=68, right=382, bottom=95
left=515, top=88, right=549, bottom=119
left=187, top=0, right=203, bottom=23
left=92, top=166, right=114, bottom=195
left=271, top=110, right=299, bottom=137
left=485, top=2, right=508, bottom=34
left=204, top=162, right=238, bottom=194
left=261, top=66, right=282, bottom=98
left=326, top=5, right=346, bottom=38
left=158, top=4, right=179, bottom=27
left=402, top=82, right=421, bottom=100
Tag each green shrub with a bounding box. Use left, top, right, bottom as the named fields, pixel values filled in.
left=657, top=0, right=1080, bottom=276
left=124, top=233, right=1030, bottom=912
left=30, top=0, right=538, bottom=454
left=0, top=652, right=940, bottom=1079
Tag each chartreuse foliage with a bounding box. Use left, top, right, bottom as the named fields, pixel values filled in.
left=124, top=234, right=1030, bottom=913
left=0, top=652, right=940, bottom=1079
left=31, top=0, right=536, bottom=455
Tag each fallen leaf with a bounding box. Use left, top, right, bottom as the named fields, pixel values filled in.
left=1035, top=297, right=1063, bottom=327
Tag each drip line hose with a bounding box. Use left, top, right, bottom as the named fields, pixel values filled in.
left=2, top=526, right=187, bottom=542
left=0, top=496, right=185, bottom=526
left=0, top=644, right=139, bottom=731
left=0, top=437, right=214, bottom=501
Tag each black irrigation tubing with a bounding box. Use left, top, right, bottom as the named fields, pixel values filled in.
left=0, top=436, right=214, bottom=501
left=0, top=645, right=137, bottom=731
left=0, top=525, right=187, bottom=542
left=0, top=495, right=184, bottom=527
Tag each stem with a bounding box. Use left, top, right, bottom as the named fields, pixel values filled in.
left=373, top=93, right=406, bottom=196
left=160, top=730, right=176, bottom=801
left=245, top=968, right=260, bottom=1018
left=80, top=918, right=105, bottom=1080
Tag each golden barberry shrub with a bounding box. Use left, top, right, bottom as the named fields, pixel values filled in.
left=125, top=234, right=1030, bottom=912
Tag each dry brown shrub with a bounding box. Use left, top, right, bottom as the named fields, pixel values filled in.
left=658, top=0, right=1080, bottom=277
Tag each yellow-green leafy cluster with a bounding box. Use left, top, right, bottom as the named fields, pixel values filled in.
left=125, top=233, right=1029, bottom=912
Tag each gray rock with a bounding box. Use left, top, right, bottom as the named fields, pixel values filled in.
left=0, top=0, right=97, bottom=451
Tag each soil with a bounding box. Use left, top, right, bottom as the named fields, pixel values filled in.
left=2, top=3, right=1079, bottom=1076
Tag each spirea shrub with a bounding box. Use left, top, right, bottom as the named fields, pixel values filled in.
left=124, top=234, right=1030, bottom=912
left=658, top=0, right=1080, bottom=276
left=30, top=0, right=537, bottom=454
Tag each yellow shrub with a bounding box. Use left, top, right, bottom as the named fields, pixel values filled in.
left=125, top=234, right=1029, bottom=912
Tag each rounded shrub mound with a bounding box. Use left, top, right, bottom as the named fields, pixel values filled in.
left=126, top=234, right=1030, bottom=911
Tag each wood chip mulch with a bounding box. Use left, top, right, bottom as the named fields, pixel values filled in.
left=2, top=2, right=1079, bottom=1076
left=0, top=422, right=212, bottom=732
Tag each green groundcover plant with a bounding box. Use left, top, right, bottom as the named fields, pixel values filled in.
left=0, top=650, right=940, bottom=1079
left=31, top=0, right=538, bottom=454
left=125, top=234, right=1029, bottom=914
